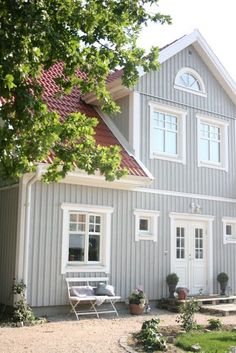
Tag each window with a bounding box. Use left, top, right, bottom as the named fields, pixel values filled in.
left=197, top=115, right=228, bottom=171
left=176, top=227, right=185, bottom=259
left=149, top=102, right=186, bottom=164
left=134, top=209, right=160, bottom=242
left=61, top=203, right=114, bottom=273
left=68, top=213, right=101, bottom=263
left=222, top=217, right=236, bottom=244
left=174, top=67, right=206, bottom=96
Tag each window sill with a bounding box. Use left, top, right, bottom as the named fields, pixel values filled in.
left=198, top=161, right=227, bottom=172
left=63, top=264, right=109, bottom=273
left=174, top=84, right=207, bottom=97
left=224, top=237, right=236, bottom=244
left=135, top=235, right=157, bottom=242
left=150, top=153, right=186, bottom=164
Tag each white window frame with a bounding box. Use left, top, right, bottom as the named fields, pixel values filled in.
left=197, top=114, right=229, bottom=171
left=61, top=203, right=114, bottom=274
left=174, top=67, right=207, bottom=97
left=149, top=102, right=187, bottom=164
left=134, top=209, right=160, bottom=242
left=222, top=217, right=236, bottom=244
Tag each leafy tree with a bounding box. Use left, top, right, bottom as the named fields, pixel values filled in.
left=0, top=0, right=171, bottom=182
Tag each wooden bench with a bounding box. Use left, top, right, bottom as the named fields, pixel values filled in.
left=66, top=277, right=121, bottom=320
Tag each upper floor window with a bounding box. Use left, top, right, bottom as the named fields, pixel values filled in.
left=149, top=102, right=186, bottom=164
left=175, top=67, right=206, bottom=97
left=197, top=115, right=228, bottom=171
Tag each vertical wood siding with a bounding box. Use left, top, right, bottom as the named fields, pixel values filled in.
left=25, top=44, right=236, bottom=308
left=136, top=45, right=236, bottom=198
left=0, top=186, right=19, bottom=305
left=28, top=182, right=236, bottom=307
left=111, top=95, right=130, bottom=141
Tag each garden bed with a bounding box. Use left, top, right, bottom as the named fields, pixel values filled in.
left=128, top=324, right=236, bottom=352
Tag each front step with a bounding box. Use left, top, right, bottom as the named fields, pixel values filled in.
left=157, top=295, right=236, bottom=315
left=200, top=303, right=236, bottom=316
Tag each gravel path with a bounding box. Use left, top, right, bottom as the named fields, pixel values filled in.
left=1, top=309, right=236, bottom=353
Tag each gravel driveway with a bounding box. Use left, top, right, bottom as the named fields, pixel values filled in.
left=1, top=308, right=236, bottom=353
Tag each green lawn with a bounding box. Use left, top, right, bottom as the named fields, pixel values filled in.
left=175, top=331, right=236, bottom=353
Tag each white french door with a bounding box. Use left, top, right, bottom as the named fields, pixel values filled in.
left=173, top=220, right=207, bottom=294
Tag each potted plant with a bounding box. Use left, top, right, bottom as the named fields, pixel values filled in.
left=176, top=287, right=189, bottom=300
left=166, top=273, right=179, bottom=298
left=217, top=272, right=229, bottom=295
left=128, top=287, right=147, bottom=315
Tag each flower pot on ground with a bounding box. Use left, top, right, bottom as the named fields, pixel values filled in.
left=166, top=273, right=179, bottom=298
left=176, top=287, right=189, bottom=300
left=128, top=288, right=147, bottom=315
left=217, top=272, right=229, bottom=295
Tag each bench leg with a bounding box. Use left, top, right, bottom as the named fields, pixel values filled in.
left=69, top=300, right=99, bottom=320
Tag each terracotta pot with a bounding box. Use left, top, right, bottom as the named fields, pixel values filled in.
left=129, top=304, right=144, bottom=315
left=178, top=289, right=187, bottom=300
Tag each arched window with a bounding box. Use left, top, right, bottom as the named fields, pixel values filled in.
left=175, top=68, right=206, bottom=96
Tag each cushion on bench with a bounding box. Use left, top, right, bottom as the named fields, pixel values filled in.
left=94, top=283, right=115, bottom=296
left=70, top=285, right=94, bottom=297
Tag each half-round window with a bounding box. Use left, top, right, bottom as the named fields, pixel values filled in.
left=175, top=68, right=206, bottom=96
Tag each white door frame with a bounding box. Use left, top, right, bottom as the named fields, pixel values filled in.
left=169, top=212, right=214, bottom=294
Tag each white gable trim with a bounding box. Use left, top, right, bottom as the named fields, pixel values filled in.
left=151, top=29, right=236, bottom=105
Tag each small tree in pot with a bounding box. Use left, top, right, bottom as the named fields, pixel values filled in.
left=166, top=273, right=179, bottom=298
left=217, top=272, right=229, bottom=295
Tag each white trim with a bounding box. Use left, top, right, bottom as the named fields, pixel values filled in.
left=133, top=209, right=160, bottom=242
left=149, top=101, right=187, bottom=164
left=61, top=203, right=114, bottom=274
left=222, top=217, right=236, bottom=245
left=174, top=67, right=207, bottom=97
left=60, top=170, right=153, bottom=188
left=174, top=85, right=207, bottom=98
left=95, top=109, right=154, bottom=182
left=196, top=114, right=229, bottom=172
left=0, top=183, right=19, bottom=191
left=169, top=212, right=214, bottom=294
left=169, top=212, right=214, bottom=221
left=84, top=79, right=130, bottom=104
left=156, top=29, right=236, bottom=106
left=136, top=187, right=236, bottom=204
left=129, top=91, right=141, bottom=159
left=97, top=108, right=134, bottom=156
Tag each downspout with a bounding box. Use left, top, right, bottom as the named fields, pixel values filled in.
left=15, top=166, right=42, bottom=301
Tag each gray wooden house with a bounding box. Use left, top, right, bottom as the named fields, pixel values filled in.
left=1, top=30, right=236, bottom=312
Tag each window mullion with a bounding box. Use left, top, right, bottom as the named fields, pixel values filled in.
left=84, top=213, right=89, bottom=263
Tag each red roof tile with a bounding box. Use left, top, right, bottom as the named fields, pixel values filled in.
left=41, top=63, right=148, bottom=178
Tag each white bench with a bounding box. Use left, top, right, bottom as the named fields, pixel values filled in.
left=66, top=277, right=121, bottom=320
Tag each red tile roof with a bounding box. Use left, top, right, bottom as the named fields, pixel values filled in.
left=41, top=63, right=148, bottom=178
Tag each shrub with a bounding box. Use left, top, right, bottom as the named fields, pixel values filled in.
left=166, top=273, right=179, bottom=285
left=207, top=318, right=222, bottom=330
left=136, top=317, right=167, bottom=351
left=176, top=298, right=199, bottom=331
left=217, top=272, right=229, bottom=283
left=12, top=280, right=35, bottom=325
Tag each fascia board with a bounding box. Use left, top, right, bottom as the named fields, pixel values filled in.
left=157, top=29, right=236, bottom=104
left=158, top=30, right=199, bottom=64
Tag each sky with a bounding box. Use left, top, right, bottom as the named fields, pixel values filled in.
left=138, top=0, right=236, bottom=83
